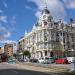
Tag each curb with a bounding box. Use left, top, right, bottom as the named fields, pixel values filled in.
left=16, top=62, right=70, bottom=72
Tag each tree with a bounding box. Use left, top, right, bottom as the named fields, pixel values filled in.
left=1, top=53, right=8, bottom=62
left=23, top=50, right=31, bottom=59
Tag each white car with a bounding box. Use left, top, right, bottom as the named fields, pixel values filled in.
left=38, top=58, right=44, bottom=64
left=67, top=57, right=75, bottom=63
left=38, top=57, right=54, bottom=64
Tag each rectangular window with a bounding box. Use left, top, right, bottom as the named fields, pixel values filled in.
left=45, top=51, right=47, bottom=56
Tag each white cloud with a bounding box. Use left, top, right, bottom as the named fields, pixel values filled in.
left=1, top=40, right=17, bottom=44
left=0, top=16, right=7, bottom=23
left=63, top=0, right=75, bottom=9
left=3, top=1, right=8, bottom=8
left=9, top=16, right=16, bottom=31
left=0, top=10, right=3, bottom=13
left=0, top=15, right=16, bottom=40
left=0, top=25, right=11, bottom=40
left=28, top=0, right=66, bottom=21
left=35, top=11, right=41, bottom=18
left=25, top=5, right=36, bottom=12
left=10, top=16, right=16, bottom=25
left=4, top=32, right=11, bottom=38
left=25, top=5, right=32, bottom=10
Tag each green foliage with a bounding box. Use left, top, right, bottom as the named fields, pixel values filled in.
left=23, top=50, right=31, bottom=58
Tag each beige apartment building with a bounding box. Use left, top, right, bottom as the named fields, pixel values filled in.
left=4, top=44, right=13, bottom=56
left=0, top=47, right=2, bottom=55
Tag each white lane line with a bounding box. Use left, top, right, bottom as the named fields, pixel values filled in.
left=49, top=73, right=59, bottom=75
left=11, top=70, right=18, bottom=74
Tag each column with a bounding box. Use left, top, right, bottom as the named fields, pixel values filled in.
left=69, top=34, right=72, bottom=50
left=42, top=51, right=45, bottom=58
left=47, top=51, right=50, bottom=57
left=42, top=30, right=44, bottom=42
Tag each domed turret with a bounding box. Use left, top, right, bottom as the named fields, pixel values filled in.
left=36, top=0, right=53, bottom=27
left=42, top=7, right=50, bottom=14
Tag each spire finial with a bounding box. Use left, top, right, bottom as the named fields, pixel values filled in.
left=25, top=30, right=27, bottom=35
left=44, top=0, right=47, bottom=9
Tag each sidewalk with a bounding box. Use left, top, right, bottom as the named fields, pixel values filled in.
left=15, top=62, right=70, bottom=73
left=16, top=63, right=51, bottom=73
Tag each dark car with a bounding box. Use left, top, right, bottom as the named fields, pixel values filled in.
left=18, top=59, right=24, bottom=62
left=29, top=59, right=38, bottom=63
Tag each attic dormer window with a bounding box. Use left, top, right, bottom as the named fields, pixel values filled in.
left=48, top=16, right=52, bottom=22
left=43, top=15, right=46, bottom=19
left=43, top=20, right=47, bottom=25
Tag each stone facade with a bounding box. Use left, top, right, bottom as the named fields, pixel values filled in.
left=18, top=36, right=24, bottom=52
left=18, top=8, right=75, bottom=59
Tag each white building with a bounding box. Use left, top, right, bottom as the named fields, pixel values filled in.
left=18, top=7, right=75, bottom=59
left=18, top=36, right=24, bottom=52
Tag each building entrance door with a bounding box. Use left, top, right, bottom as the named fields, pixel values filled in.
left=50, top=51, right=54, bottom=57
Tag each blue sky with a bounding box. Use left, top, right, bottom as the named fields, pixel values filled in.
left=0, top=0, right=75, bottom=46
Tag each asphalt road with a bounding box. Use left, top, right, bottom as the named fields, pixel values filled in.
left=0, top=63, right=75, bottom=75
left=0, top=63, right=49, bottom=75
left=0, top=69, right=50, bottom=75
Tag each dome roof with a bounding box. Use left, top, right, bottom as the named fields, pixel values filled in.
left=42, top=8, right=50, bottom=14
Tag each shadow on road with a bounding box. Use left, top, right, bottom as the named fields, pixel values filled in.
left=0, top=69, right=49, bottom=75
left=56, top=71, right=75, bottom=75
left=0, top=69, right=75, bottom=75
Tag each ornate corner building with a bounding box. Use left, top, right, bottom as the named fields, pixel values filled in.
left=18, top=7, right=75, bottom=59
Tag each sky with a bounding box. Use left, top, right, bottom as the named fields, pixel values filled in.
left=0, top=0, right=75, bottom=46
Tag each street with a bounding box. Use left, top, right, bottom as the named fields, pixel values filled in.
left=0, top=63, right=75, bottom=75
left=0, top=69, right=49, bottom=75
left=19, top=62, right=73, bottom=69
left=0, top=63, right=49, bottom=75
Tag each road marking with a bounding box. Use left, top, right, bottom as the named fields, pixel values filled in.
left=49, top=73, right=59, bottom=75
left=11, top=70, right=18, bottom=74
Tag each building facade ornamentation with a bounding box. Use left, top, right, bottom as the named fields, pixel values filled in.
left=18, top=7, right=75, bottom=59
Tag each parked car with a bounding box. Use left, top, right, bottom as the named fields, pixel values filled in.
left=29, top=58, right=38, bottom=63
left=38, top=57, right=54, bottom=64
left=18, top=59, right=24, bottom=62
left=7, top=59, right=15, bottom=64
left=55, top=58, right=69, bottom=64
left=67, top=57, right=75, bottom=63
left=38, top=58, right=44, bottom=64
